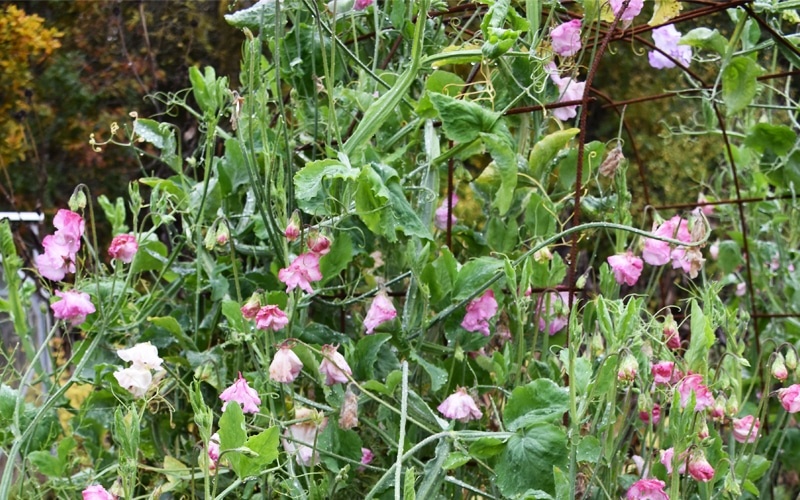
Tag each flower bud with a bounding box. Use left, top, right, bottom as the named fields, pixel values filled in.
left=663, top=314, right=680, bottom=350
left=533, top=246, right=552, bottom=262
left=215, top=224, right=230, bottom=246
left=308, top=232, right=331, bottom=255
left=69, top=189, right=87, bottom=212
left=786, top=349, right=798, bottom=371
left=772, top=353, right=789, bottom=381
left=725, top=393, right=739, bottom=416
left=617, top=352, right=638, bottom=383
left=285, top=213, right=301, bottom=242
left=240, top=292, right=261, bottom=319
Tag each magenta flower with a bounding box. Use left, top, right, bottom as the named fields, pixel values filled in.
left=537, top=291, right=571, bottom=335
left=550, top=19, right=582, bottom=57
left=35, top=234, right=76, bottom=281
left=113, top=366, right=153, bottom=399
left=364, top=291, right=397, bottom=334
left=255, top=305, right=289, bottom=331
left=278, top=252, right=323, bottom=293
left=777, top=384, right=800, bottom=413
left=240, top=293, right=261, bottom=319
left=361, top=447, right=374, bottom=465
left=625, top=478, right=668, bottom=500
left=607, top=252, right=644, bottom=286
left=269, top=346, right=303, bottom=383
left=281, top=407, right=327, bottom=466
left=546, top=63, right=586, bottom=121
left=208, top=432, right=220, bottom=464
left=434, top=193, right=458, bottom=230
left=354, top=0, right=373, bottom=10
left=220, top=372, right=261, bottom=414
left=82, top=484, right=115, bottom=500
left=651, top=361, right=678, bottom=386
left=609, top=0, right=644, bottom=22
left=677, top=374, right=714, bottom=412
left=437, top=387, right=482, bottom=422
left=307, top=233, right=331, bottom=256
left=53, top=209, right=84, bottom=253
left=639, top=403, right=661, bottom=425
left=51, top=290, right=95, bottom=326
left=732, top=415, right=760, bottom=443
left=319, top=344, right=352, bottom=385
left=688, top=452, right=715, bottom=482
left=649, top=25, right=692, bottom=69
left=117, top=342, right=163, bottom=371
left=460, top=289, right=498, bottom=336
left=108, top=233, right=138, bottom=263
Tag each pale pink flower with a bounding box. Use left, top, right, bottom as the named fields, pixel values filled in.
left=610, top=0, right=644, bottom=22
left=607, top=252, right=644, bottom=286
left=108, top=234, right=138, bottom=263
left=364, top=291, right=397, bottom=334
left=282, top=408, right=327, bottom=466
left=117, top=342, right=163, bottom=370
left=255, top=305, right=289, bottom=331
left=550, top=19, right=582, bottom=57
left=319, top=344, right=352, bottom=385
left=53, top=209, right=84, bottom=254
left=434, top=193, right=458, bottom=230
left=269, top=346, right=303, bottom=383
left=546, top=63, right=586, bottom=121
left=113, top=366, right=153, bottom=399
left=307, top=233, right=331, bottom=256
left=278, top=252, right=323, bottom=293
left=643, top=216, right=691, bottom=266
left=777, top=384, right=800, bottom=413
left=220, top=373, right=261, bottom=414
left=82, top=484, right=115, bottom=500
left=208, top=432, right=220, bottom=463
left=354, top=0, right=373, bottom=10
left=626, top=478, right=668, bottom=500
left=437, top=387, right=482, bottom=422
left=732, top=415, right=760, bottom=443
left=649, top=24, right=692, bottom=69
left=461, top=289, right=498, bottom=336
left=735, top=282, right=746, bottom=296
left=660, top=447, right=676, bottom=474
left=35, top=234, right=76, bottom=281
left=537, top=291, right=570, bottom=335
left=709, top=241, right=720, bottom=260
left=51, top=290, right=96, bottom=326
left=651, top=361, right=677, bottom=386
left=678, top=374, right=714, bottom=412
left=697, top=193, right=715, bottom=216
left=240, top=293, right=261, bottom=319
left=688, top=452, right=715, bottom=482
left=361, top=447, right=374, bottom=465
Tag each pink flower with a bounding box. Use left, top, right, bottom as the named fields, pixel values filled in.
left=547, top=64, right=586, bottom=121
left=732, top=415, right=760, bottom=443
left=282, top=408, right=327, bottom=466
left=108, top=234, right=138, bottom=263
left=113, top=366, right=153, bottom=399
left=307, top=233, right=331, bottom=256
left=285, top=219, right=300, bottom=242
left=354, top=0, right=373, bottom=10
left=709, top=241, right=719, bottom=260
left=117, top=342, right=163, bottom=370
left=663, top=315, right=680, bottom=349
left=697, top=193, right=715, bottom=216
left=639, top=403, right=661, bottom=425
left=735, top=282, right=746, bottom=296
left=240, top=293, right=261, bottom=319
left=53, top=209, right=84, bottom=254
left=607, top=252, right=644, bottom=286
left=434, top=193, right=458, bottom=230
left=35, top=234, right=76, bottom=281
left=777, top=384, right=800, bottom=413
left=51, top=290, right=96, bottom=326
left=678, top=374, right=714, bottom=412
left=772, top=353, right=788, bottom=381
left=208, top=432, right=220, bottom=463
left=550, top=19, right=582, bottom=57
left=610, top=0, right=644, bottom=22
left=660, top=447, right=677, bottom=474
left=278, top=252, right=323, bottom=293
left=649, top=25, right=692, bottom=69
left=461, top=289, right=498, bottom=336
left=220, top=373, right=261, bottom=414
left=82, top=484, right=115, bottom=500
left=537, top=291, right=570, bottom=335
left=626, top=478, right=668, bottom=500
left=361, top=447, right=374, bottom=465
left=651, top=361, right=677, bottom=386
left=364, top=291, right=397, bottom=334
left=269, top=346, right=303, bottom=383
left=255, top=305, right=289, bottom=331
left=319, top=345, right=352, bottom=385
left=688, top=452, right=715, bottom=482
left=437, top=387, right=482, bottom=422
left=643, top=216, right=691, bottom=266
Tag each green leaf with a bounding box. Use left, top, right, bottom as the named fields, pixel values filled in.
left=221, top=300, right=248, bottom=337
left=403, top=467, right=416, bottom=500
left=495, top=424, right=568, bottom=496
left=421, top=246, right=458, bottom=305
left=524, top=192, right=557, bottom=239
left=453, top=257, right=503, bottom=301
left=744, top=123, right=796, bottom=156
left=481, top=132, right=518, bottom=215
left=443, top=452, right=471, bottom=470
left=722, top=57, right=761, bottom=116
left=576, top=436, right=601, bottom=463
left=685, top=300, right=714, bottom=373
left=147, top=316, right=198, bottom=351
left=237, top=427, right=280, bottom=478
left=130, top=238, right=168, bottom=275
left=503, top=379, right=569, bottom=431
left=557, top=141, right=605, bottom=191
left=27, top=450, right=64, bottom=477
left=318, top=425, right=363, bottom=472
left=528, top=129, right=579, bottom=177
left=353, top=334, right=391, bottom=381
left=429, top=93, right=502, bottom=143
left=224, top=0, right=279, bottom=30
left=716, top=240, right=743, bottom=274
left=469, top=437, right=507, bottom=459
left=553, top=466, right=570, bottom=500
left=319, top=232, right=354, bottom=286
left=734, top=454, right=770, bottom=481
left=410, top=352, right=448, bottom=391
left=681, top=28, right=727, bottom=55
left=133, top=118, right=181, bottom=172
left=218, top=403, right=247, bottom=475
left=294, top=158, right=359, bottom=215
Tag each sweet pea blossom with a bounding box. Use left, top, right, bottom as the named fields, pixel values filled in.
left=285, top=218, right=300, bottom=242
left=51, top=290, right=96, bottom=326
left=319, top=345, right=352, bottom=385
left=546, top=63, right=586, bottom=121
left=434, top=193, right=458, bottom=230
left=113, top=366, right=153, bottom=399
left=688, top=452, right=715, bottom=482
left=364, top=291, right=397, bottom=334
left=642, top=216, right=691, bottom=266
left=663, top=315, right=680, bottom=349
left=240, top=293, right=261, bottom=319
left=35, top=235, right=76, bottom=281
left=208, top=432, right=220, bottom=463
left=461, top=289, right=498, bottom=336
left=278, top=252, right=323, bottom=293
left=82, top=484, right=115, bottom=500
left=678, top=374, right=714, bottom=411
left=282, top=408, right=327, bottom=466
left=537, top=291, right=571, bottom=335
left=220, top=373, right=261, bottom=414
left=307, top=233, right=331, bottom=256
left=607, top=252, right=644, bottom=286
left=116, top=342, right=163, bottom=370
left=53, top=209, right=84, bottom=253
left=648, top=24, right=692, bottom=69
left=777, top=384, right=800, bottom=413
left=108, top=234, right=138, bottom=263
left=609, top=0, right=644, bottom=22
left=550, top=19, right=582, bottom=57
left=772, top=353, right=789, bottom=381
left=255, top=305, right=289, bottom=331
left=438, top=387, right=482, bottom=422
left=651, top=361, right=678, bottom=386
left=354, top=0, right=373, bottom=10
left=625, top=478, right=668, bottom=500
left=639, top=403, right=661, bottom=425
left=732, top=415, right=760, bottom=443
left=269, top=346, right=303, bottom=383
left=361, top=447, right=374, bottom=467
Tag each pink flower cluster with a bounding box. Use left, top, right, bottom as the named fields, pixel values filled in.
left=35, top=209, right=84, bottom=281
left=51, top=289, right=96, bottom=326
left=550, top=19, right=582, bottom=57
left=461, top=289, right=498, bottom=336
left=82, top=484, right=116, bottom=500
